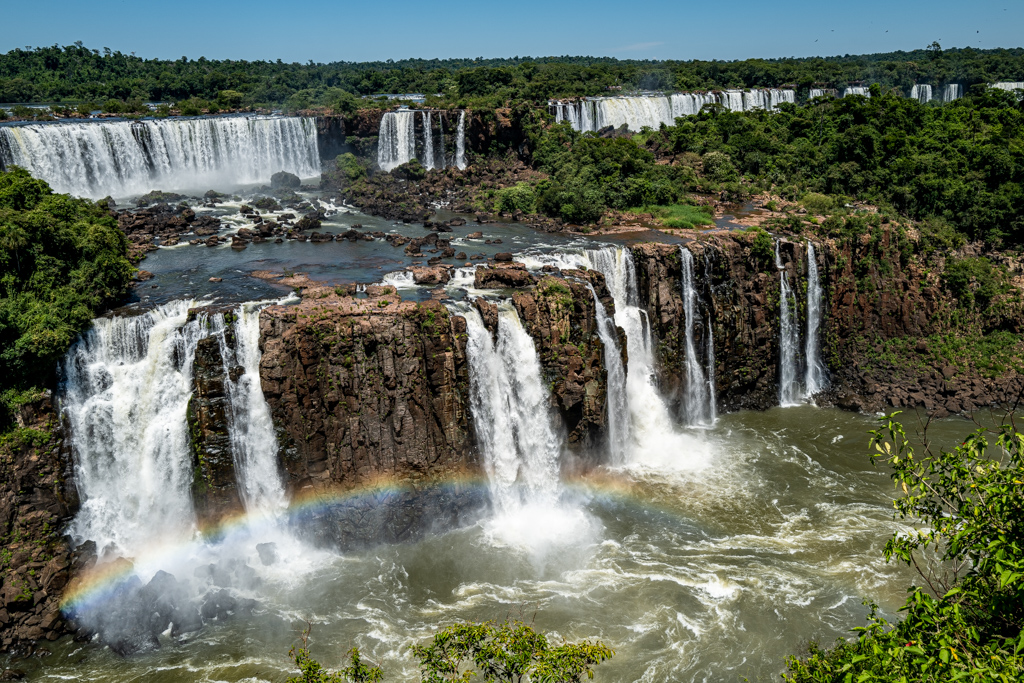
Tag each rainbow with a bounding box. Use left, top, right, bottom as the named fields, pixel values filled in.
left=59, top=468, right=680, bottom=615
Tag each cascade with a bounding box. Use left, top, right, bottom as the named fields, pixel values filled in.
left=804, top=243, right=827, bottom=398
left=455, top=110, right=467, bottom=169
left=703, top=251, right=718, bottom=423
left=0, top=115, right=320, bottom=199
left=377, top=110, right=417, bottom=172
left=942, top=84, right=963, bottom=102
left=422, top=111, right=435, bottom=170
left=461, top=304, right=561, bottom=513
left=680, top=248, right=714, bottom=426
left=992, top=82, right=1024, bottom=92
left=843, top=86, right=871, bottom=98
left=217, top=302, right=287, bottom=516
left=584, top=283, right=629, bottom=462
left=910, top=84, right=933, bottom=103
left=61, top=301, right=204, bottom=556
left=721, top=90, right=745, bottom=111
left=439, top=114, right=446, bottom=168
left=776, top=242, right=801, bottom=406
left=808, top=88, right=834, bottom=99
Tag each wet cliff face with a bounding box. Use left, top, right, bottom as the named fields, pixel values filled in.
left=0, top=395, right=74, bottom=651
left=258, top=285, right=484, bottom=548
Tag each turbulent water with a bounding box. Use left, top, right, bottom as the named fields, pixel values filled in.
left=0, top=116, right=320, bottom=198
left=680, top=248, right=714, bottom=426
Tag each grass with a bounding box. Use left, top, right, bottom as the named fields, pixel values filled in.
left=630, top=204, right=714, bottom=230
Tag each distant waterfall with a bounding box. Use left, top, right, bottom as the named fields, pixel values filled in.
left=422, top=111, right=434, bottom=170
left=455, top=111, right=467, bottom=169
left=942, top=84, right=963, bottom=102
left=378, top=110, right=417, bottom=172
left=553, top=89, right=795, bottom=132
left=217, top=303, right=287, bottom=516
left=61, top=301, right=204, bottom=556
left=804, top=243, right=827, bottom=398
left=680, top=248, right=714, bottom=426
left=775, top=242, right=801, bottom=406
left=910, top=84, right=933, bottom=103
left=461, top=304, right=561, bottom=513
left=61, top=299, right=289, bottom=557
left=585, top=283, right=629, bottom=462
left=842, top=87, right=871, bottom=98
left=0, top=115, right=320, bottom=199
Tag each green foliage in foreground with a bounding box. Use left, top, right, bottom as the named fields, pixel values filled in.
left=288, top=620, right=612, bottom=683
left=0, top=167, right=133, bottom=422
left=633, top=203, right=714, bottom=229
left=784, top=414, right=1024, bottom=682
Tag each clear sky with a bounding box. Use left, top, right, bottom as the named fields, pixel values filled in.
left=1, top=0, right=1021, bottom=63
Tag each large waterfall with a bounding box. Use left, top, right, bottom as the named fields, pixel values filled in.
left=61, top=300, right=288, bottom=557
left=910, top=84, right=933, bottom=103
left=804, top=243, right=827, bottom=398
left=942, top=84, right=963, bottom=102
left=422, top=111, right=434, bottom=170
left=0, top=116, right=320, bottom=199
left=552, top=89, right=795, bottom=132
left=462, top=304, right=562, bottom=514
left=680, top=248, right=715, bottom=426
left=776, top=242, right=801, bottom=406
left=455, top=110, right=467, bottom=169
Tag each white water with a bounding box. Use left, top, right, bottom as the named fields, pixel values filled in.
left=61, top=301, right=204, bottom=557
left=804, top=243, right=827, bottom=398
left=776, top=242, right=801, bottom=406
left=942, top=84, right=963, bottom=102
left=703, top=251, right=718, bottom=423
left=842, top=86, right=871, bottom=98
left=422, top=111, right=434, bottom=170
left=585, top=283, right=629, bottom=463
left=462, top=304, right=562, bottom=514
left=218, top=303, right=288, bottom=516
left=680, top=248, right=714, bottom=427
left=0, top=116, right=320, bottom=199
left=808, top=89, right=834, bottom=99
left=455, top=110, right=467, bottom=169
left=909, top=84, right=933, bottom=103
left=377, top=111, right=417, bottom=172
left=554, top=89, right=795, bottom=132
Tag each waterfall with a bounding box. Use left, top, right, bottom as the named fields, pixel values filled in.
left=438, top=114, right=447, bottom=169
left=217, top=303, right=287, bottom=516
left=61, top=301, right=204, bottom=556
left=703, top=251, right=718, bottom=424
left=584, top=283, right=629, bottom=462
left=776, top=242, right=801, bottom=406
left=803, top=243, right=827, bottom=398
left=422, top=111, right=434, bottom=170
left=910, top=84, right=933, bottom=103
left=680, top=248, right=714, bottom=426
left=842, top=86, right=871, bottom=98
left=455, top=111, right=467, bottom=170
left=0, top=116, right=320, bottom=199
left=377, top=110, right=417, bottom=172
left=942, top=84, right=963, bottom=102
left=461, top=304, right=561, bottom=514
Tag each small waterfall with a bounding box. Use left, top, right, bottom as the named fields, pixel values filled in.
left=942, top=84, right=963, bottom=102
left=438, top=114, right=446, bottom=168
left=61, top=301, right=204, bottom=556
left=0, top=116, right=320, bottom=199
left=803, top=243, right=827, bottom=398
left=843, top=86, right=871, bottom=98
left=217, top=303, right=287, bottom=516
left=455, top=111, right=467, bottom=169
left=422, top=111, right=434, bottom=170
left=584, top=283, right=629, bottom=462
left=703, top=252, right=718, bottom=424
left=461, top=304, right=561, bottom=513
left=776, top=242, right=801, bottom=406
left=910, top=84, right=933, bottom=103
left=378, top=110, right=417, bottom=172
left=680, top=248, right=713, bottom=426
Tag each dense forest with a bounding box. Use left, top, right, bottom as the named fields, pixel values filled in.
left=1, top=42, right=1023, bottom=109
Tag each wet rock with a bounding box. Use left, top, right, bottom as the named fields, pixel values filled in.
left=270, top=171, right=301, bottom=189
left=256, top=543, right=278, bottom=566
left=474, top=263, right=536, bottom=289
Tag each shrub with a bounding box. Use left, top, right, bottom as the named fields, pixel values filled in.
left=749, top=227, right=775, bottom=269
left=494, top=182, right=537, bottom=214
left=701, top=151, right=738, bottom=182
left=942, top=256, right=1000, bottom=310
left=336, top=153, right=367, bottom=183
left=217, top=90, right=243, bottom=109
left=800, top=192, right=835, bottom=215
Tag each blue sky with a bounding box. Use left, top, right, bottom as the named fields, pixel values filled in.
left=1, top=0, right=1021, bottom=63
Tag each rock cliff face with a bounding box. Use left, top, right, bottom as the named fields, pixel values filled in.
left=0, top=395, right=74, bottom=651
left=258, top=284, right=484, bottom=548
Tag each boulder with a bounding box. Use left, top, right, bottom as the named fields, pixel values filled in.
left=270, top=171, right=301, bottom=189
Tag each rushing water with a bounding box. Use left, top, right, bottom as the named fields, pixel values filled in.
left=776, top=242, right=801, bottom=406
left=10, top=404, right=987, bottom=682
left=586, top=282, right=629, bottom=463
left=0, top=116, right=320, bottom=199
left=680, top=248, right=714, bottom=427
left=804, top=243, right=827, bottom=398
